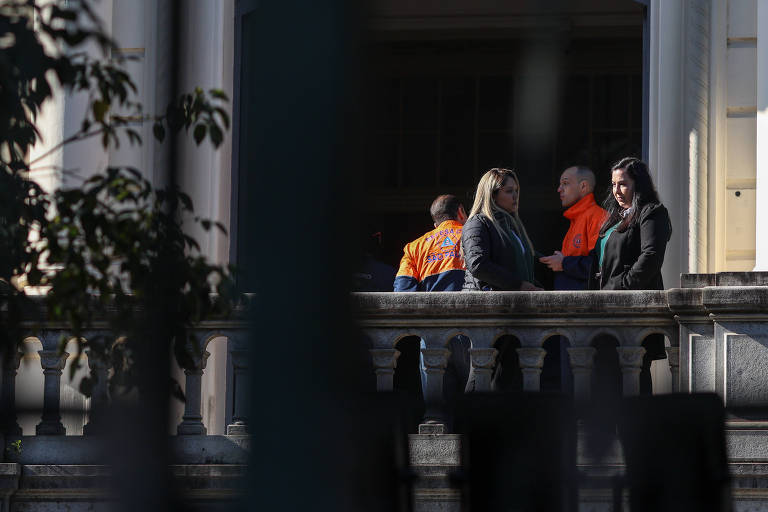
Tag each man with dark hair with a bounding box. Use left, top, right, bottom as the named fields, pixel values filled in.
left=394, top=194, right=467, bottom=292
left=429, top=194, right=464, bottom=227
left=394, top=194, right=469, bottom=421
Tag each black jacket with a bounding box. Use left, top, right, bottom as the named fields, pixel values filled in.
left=461, top=213, right=534, bottom=291
left=589, top=202, right=672, bottom=360
left=589, top=203, right=672, bottom=291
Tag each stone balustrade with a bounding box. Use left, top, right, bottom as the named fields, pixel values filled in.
left=354, top=276, right=768, bottom=510
left=355, top=290, right=679, bottom=415
left=353, top=277, right=768, bottom=426
left=0, top=297, right=251, bottom=457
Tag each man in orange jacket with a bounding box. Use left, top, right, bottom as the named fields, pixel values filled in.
left=540, top=166, right=607, bottom=290
left=539, top=166, right=607, bottom=392
left=394, top=195, right=469, bottom=421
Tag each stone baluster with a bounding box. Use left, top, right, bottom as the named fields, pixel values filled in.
left=177, top=348, right=211, bottom=435
left=517, top=348, right=546, bottom=391
left=420, top=346, right=450, bottom=422
left=666, top=346, right=680, bottom=393
left=36, top=349, right=69, bottom=435
left=468, top=348, right=498, bottom=392
left=567, top=347, right=597, bottom=401
left=227, top=348, right=249, bottom=436
left=617, top=347, right=646, bottom=397
left=0, top=348, right=23, bottom=436
left=369, top=348, right=400, bottom=392
left=83, top=350, right=111, bottom=435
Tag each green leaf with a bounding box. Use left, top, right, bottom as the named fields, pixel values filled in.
left=209, top=89, right=229, bottom=101
left=209, top=124, right=223, bottom=148
left=193, top=124, right=206, bottom=145
left=92, top=100, right=109, bottom=123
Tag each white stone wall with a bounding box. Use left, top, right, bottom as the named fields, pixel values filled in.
left=722, top=0, right=758, bottom=271
left=175, top=0, right=235, bottom=435
left=27, top=0, right=235, bottom=435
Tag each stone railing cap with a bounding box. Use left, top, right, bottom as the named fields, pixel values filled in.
left=351, top=290, right=670, bottom=317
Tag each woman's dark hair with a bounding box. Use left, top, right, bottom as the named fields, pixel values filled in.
left=600, top=157, right=661, bottom=235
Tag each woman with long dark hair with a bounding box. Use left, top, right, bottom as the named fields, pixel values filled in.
left=590, top=157, right=672, bottom=394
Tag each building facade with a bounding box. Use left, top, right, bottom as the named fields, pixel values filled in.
left=25, top=0, right=768, bottom=429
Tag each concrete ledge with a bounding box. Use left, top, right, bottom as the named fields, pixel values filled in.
left=682, top=272, right=768, bottom=288
left=352, top=291, right=671, bottom=318
left=171, top=435, right=250, bottom=464
left=7, top=464, right=246, bottom=506
left=703, top=286, right=768, bottom=313
left=21, top=465, right=110, bottom=490
left=6, top=435, right=250, bottom=465
left=409, top=434, right=461, bottom=467
left=171, top=464, right=247, bottom=490
left=9, top=437, right=110, bottom=465
left=0, top=464, right=20, bottom=477
left=727, top=430, right=768, bottom=461
left=0, top=462, right=20, bottom=502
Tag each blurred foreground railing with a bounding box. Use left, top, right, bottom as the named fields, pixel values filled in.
left=0, top=296, right=251, bottom=444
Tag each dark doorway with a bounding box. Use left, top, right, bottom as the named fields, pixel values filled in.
left=362, top=3, right=643, bottom=286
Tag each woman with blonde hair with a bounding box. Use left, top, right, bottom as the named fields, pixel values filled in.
left=462, top=168, right=542, bottom=291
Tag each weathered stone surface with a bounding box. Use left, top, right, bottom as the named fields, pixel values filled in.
left=418, top=424, right=446, bottom=435
left=171, top=464, right=247, bottom=490
left=409, top=435, right=461, bottom=466
left=691, top=334, right=716, bottom=392
left=667, top=286, right=705, bottom=313
left=727, top=430, right=768, bottom=461
left=704, top=287, right=768, bottom=313
left=10, top=437, right=110, bottom=465
left=681, top=273, right=718, bottom=288
left=171, top=435, right=250, bottom=465
left=726, top=334, right=768, bottom=407
left=20, top=465, right=111, bottom=490
left=8, top=436, right=250, bottom=466
left=352, top=291, right=671, bottom=318
left=681, top=272, right=768, bottom=288
left=4, top=464, right=245, bottom=511
left=413, top=489, right=461, bottom=512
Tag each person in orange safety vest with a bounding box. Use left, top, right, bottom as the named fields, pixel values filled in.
left=394, top=195, right=467, bottom=292
left=540, top=166, right=607, bottom=290
left=394, top=195, right=470, bottom=423
left=538, top=166, right=607, bottom=393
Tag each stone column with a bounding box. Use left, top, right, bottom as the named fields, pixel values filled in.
left=226, top=350, right=249, bottom=436
left=468, top=348, right=498, bottom=392
left=666, top=346, right=681, bottom=393
left=567, top=347, right=596, bottom=401
left=177, top=350, right=211, bottom=435
left=516, top=348, right=546, bottom=391
left=369, top=348, right=400, bottom=392
left=648, top=0, right=687, bottom=283
left=36, top=350, right=69, bottom=435
left=82, top=351, right=111, bottom=436
left=617, top=347, right=646, bottom=397
left=0, top=349, right=22, bottom=436
left=756, top=0, right=768, bottom=270
left=420, top=347, right=450, bottom=422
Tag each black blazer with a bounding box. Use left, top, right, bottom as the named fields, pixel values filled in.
left=589, top=203, right=672, bottom=360
left=461, top=213, right=534, bottom=291
left=589, top=203, right=672, bottom=291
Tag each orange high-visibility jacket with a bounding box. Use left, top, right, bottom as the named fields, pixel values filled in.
left=393, top=220, right=465, bottom=291
left=561, top=193, right=606, bottom=257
